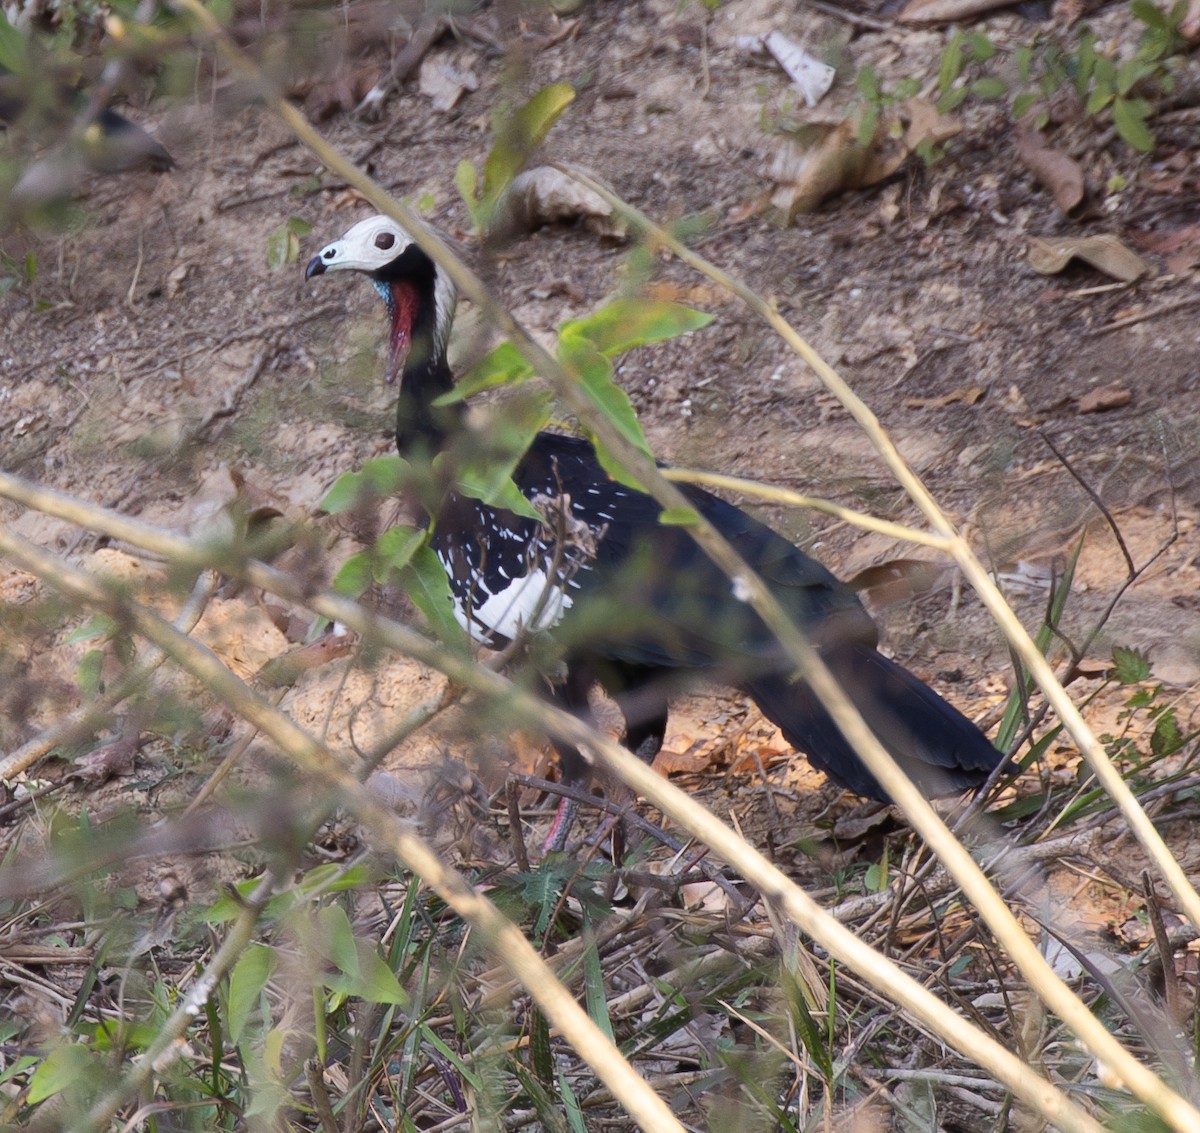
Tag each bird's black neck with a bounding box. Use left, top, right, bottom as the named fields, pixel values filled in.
left=373, top=249, right=463, bottom=458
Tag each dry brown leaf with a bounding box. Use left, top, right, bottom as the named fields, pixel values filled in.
left=489, top=166, right=626, bottom=240
left=846, top=558, right=950, bottom=609
left=256, top=633, right=356, bottom=688
left=303, top=65, right=379, bottom=122
left=69, top=733, right=142, bottom=784
left=900, top=98, right=962, bottom=150
left=680, top=881, right=731, bottom=913
left=832, top=805, right=891, bottom=840
left=196, top=599, right=291, bottom=680
left=1077, top=383, right=1132, bottom=413
left=767, top=114, right=874, bottom=221
left=999, top=383, right=1040, bottom=427
left=1133, top=224, right=1200, bottom=274
left=1054, top=0, right=1086, bottom=24
left=767, top=101, right=959, bottom=222
left=1016, top=126, right=1085, bottom=215
left=1027, top=234, right=1152, bottom=282
left=899, top=0, right=1016, bottom=22
left=652, top=745, right=714, bottom=775
left=643, top=280, right=729, bottom=307
left=902, top=384, right=985, bottom=409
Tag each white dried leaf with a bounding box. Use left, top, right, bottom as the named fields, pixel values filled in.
left=418, top=56, right=478, bottom=113
left=766, top=32, right=835, bottom=106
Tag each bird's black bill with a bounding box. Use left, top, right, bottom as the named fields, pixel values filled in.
left=305, top=256, right=326, bottom=280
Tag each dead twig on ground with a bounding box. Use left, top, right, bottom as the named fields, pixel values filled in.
left=1085, top=291, right=1200, bottom=336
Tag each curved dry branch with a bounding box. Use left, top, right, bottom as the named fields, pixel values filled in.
left=661, top=468, right=952, bottom=550
left=0, top=520, right=689, bottom=1133
left=0, top=485, right=1113, bottom=1133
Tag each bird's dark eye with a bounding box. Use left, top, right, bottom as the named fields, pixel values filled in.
left=375, top=232, right=396, bottom=250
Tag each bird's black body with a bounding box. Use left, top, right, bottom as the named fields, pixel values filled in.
left=306, top=216, right=1003, bottom=842
left=0, top=66, right=173, bottom=175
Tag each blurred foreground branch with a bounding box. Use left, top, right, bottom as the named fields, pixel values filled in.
left=0, top=481, right=1116, bottom=1133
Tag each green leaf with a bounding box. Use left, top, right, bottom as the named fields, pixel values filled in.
left=560, top=298, right=713, bottom=358
left=1116, top=58, right=1151, bottom=96
left=315, top=904, right=406, bottom=1005
left=1074, top=30, right=1097, bottom=97
left=1151, top=708, right=1182, bottom=757
left=65, top=614, right=116, bottom=645
left=1012, top=91, right=1039, bottom=119
left=332, top=551, right=373, bottom=598
left=460, top=82, right=576, bottom=229
left=856, top=101, right=880, bottom=148
left=373, top=525, right=425, bottom=579
left=855, top=65, right=879, bottom=102
left=1015, top=43, right=1033, bottom=84
left=970, top=77, right=1008, bottom=99
left=454, top=159, right=479, bottom=225
left=1131, top=0, right=1168, bottom=29
left=1113, top=96, right=1155, bottom=152
left=1085, top=88, right=1114, bottom=116
left=286, top=216, right=312, bottom=237
left=582, top=927, right=615, bottom=1043
left=439, top=389, right=551, bottom=520
left=658, top=506, right=701, bottom=527
left=1112, top=646, right=1151, bottom=685
left=529, top=1007, right=553, bottom=1084
left=228, top=943, right=275, bottom=1045
left=483, top=83, right=576, bottom=201
left=265, top=224, right=300, bottom=271
left=560, top=337, right=652, bottom=489
left=321, top=456, right=408, bottom=513
left=0, top=10, right=26, bottom=73
left=780, top=965, right=834, bottom=1082
left=967, top=30, right=996, bottom=61
left=27, top=1043, right=98, bottom=1104
left=317, top=905, right=361, bottom=981
left=77, top=649, right=104, bottom=696
left=401, top=544, right=469, bottom=650
left=936, top=86, right=969, bottom=114
left=437, top=341, right=534, bottom=404
left=938, top=30, right=965, bottom=95
left=350, top=946, right=409, bottom=1006
left=559, top=1067, right=588, bottom=1133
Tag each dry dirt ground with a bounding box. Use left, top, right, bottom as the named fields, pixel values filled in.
left=1, top=0, right=1200, bottom=1113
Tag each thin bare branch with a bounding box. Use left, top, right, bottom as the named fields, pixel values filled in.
left=0, top=489, right=1114, bottom=1133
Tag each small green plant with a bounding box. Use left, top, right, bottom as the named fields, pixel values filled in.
left=854, top=64, right=922, bottom=147
left=1100, top=645, right=1183, bottom=765
left=968, top=2, right=1186, bottom=153
left=0, top=250, right=40, bottom=299
left=933, top=27, right=1006, bottom=115
left=851, top=2, right=1190, bottom=174
left=265, top=216, right=312, bottom=270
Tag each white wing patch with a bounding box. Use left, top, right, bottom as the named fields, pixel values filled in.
left=447, top=565, right=574, bottom=640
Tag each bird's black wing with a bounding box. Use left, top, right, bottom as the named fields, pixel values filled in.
left=507, top=433, right=876, bottom=673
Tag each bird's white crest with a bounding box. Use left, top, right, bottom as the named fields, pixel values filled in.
left=311, top=214, right=458, bottom=353
left=312, top=215, right=415, bottom=273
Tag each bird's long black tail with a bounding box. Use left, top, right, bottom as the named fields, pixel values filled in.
left=744, top=644, right=1002, bottom=800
